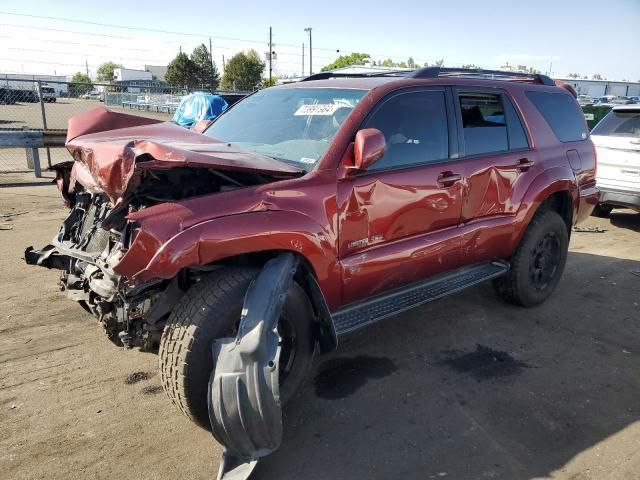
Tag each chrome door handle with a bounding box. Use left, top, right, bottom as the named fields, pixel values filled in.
left=516, top=158, right=535, bottom=171
left=437, top=172, right=462, bottom=187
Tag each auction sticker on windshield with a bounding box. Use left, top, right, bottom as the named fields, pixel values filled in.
left=294, top=103, right=341, bottom=116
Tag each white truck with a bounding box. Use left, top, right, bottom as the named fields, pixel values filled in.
left=591, top=105, right=640, bottom=215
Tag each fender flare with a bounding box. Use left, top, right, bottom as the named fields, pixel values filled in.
left=513, top=165, right=578, bottom=246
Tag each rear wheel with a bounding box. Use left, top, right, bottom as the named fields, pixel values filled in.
left=591, top=204, right=613, bottom=218
left=493, top=211, right=569, bottom=307
left=159, top=267, right=315, bottom=430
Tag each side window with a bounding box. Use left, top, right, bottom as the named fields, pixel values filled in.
left=525, top=91, right=587, bottom=142
left=503, top=95, right=529, bottom=150
left=364, top=90, right=449, bottom=171
left=459, top=93, right=508, bottom=155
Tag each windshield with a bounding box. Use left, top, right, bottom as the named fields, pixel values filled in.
left=592, top=110, right=640, bottom=138
left=205, top=87, right=367, bottom=171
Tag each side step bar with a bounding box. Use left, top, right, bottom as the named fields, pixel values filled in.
left=332, top=261, right=510, bottom=335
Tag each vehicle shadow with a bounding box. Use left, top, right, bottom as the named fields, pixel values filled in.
left=256, top=251, right=640, bottom=480
left=609, top=210, right=640, bottom=232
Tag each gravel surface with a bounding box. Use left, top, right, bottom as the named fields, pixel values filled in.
left=1, top=174, right=638, bottom=480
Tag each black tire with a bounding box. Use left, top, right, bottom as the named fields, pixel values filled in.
left=159, top=267, right=315, bottom=430
left=493, top=210, right=569, bottom=307
left=591, top=204, right=613, bottom=218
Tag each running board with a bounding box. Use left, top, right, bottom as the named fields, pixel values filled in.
left=332, top=261, right=510, bottom=335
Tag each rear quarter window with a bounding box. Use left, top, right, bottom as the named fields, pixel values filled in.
left=526, top=91, right=587, bottom=142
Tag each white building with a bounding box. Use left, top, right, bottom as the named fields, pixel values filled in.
left=113, top=68, right=153, bottom=82
left=144, top=65, right=168, bottom=82
left=555, top=78, right=640, bottom=98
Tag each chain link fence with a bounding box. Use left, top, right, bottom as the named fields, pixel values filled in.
left=0, top=77, right=248, bottom=178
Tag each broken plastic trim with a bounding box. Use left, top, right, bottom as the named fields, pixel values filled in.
left=208, top=253, right=299, bottom=480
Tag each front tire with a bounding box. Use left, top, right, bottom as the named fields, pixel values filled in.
left=493, top=211, right=569, bottom=307
left=159, top=267, right=315, bottom=430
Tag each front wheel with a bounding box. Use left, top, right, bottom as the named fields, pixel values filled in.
left=493, top=211, right=569, bottom=307
left=159, top=267, right=315, bottom=430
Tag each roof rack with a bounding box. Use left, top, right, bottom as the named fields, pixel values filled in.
left=300, top=70, right=408, bottom=82
left=409, top=67, right=556, bottom=86
left=300, top=67, right=555, bottom=86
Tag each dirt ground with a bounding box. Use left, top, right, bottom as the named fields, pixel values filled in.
left=1, top=172, right=639, bottom=480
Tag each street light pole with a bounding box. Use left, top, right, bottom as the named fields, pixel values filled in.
left=304, top=27, right=312, bottom=75
left=269, top=26, right=273, bottom=84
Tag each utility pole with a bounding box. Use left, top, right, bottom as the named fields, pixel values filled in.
left=209, top=37, right=214, bottom=70
left=304, top=27, right=312, bottom=75
left=268, top=26, right=273, bottom=84
left=209, top=37, right=214, bottom=89
left=302, top=43, right=305, bottom=77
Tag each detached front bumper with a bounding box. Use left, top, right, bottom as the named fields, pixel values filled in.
left=599, top=186, right=640, bottom=211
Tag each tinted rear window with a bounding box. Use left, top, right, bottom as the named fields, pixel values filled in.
left=459, top=93, right=508, bottom=155
left=526, top=91, right=587, bottom=142
left=592, top=110, right=640, bottom=138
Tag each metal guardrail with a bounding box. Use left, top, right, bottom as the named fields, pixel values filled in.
left=0, top=130, right=67, bottom=178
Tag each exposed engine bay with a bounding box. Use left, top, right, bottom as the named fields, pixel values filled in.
left=25, top=163, right=275, bottom=351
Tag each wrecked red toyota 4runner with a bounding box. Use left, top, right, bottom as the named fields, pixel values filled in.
left=25, top=68, right=599, bottom=479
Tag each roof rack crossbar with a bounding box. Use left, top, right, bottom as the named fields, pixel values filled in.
left=300, top=70, right=408, bottom=82
left=409, top=67, right=556, bottom=86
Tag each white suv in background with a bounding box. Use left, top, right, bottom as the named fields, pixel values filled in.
left=591, top=105, right=640, bottom=216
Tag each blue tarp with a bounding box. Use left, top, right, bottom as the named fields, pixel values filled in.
left=172, top=92, right=228, bottom=128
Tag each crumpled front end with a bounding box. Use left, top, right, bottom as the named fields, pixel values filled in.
left=25, top=107, right=302, bottom=349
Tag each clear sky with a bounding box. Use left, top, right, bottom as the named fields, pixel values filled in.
left=1, top=0, right=639, bottom=80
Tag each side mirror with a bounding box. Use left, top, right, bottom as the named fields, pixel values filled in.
left=352, top=128, right=386, bottom=172
left=191, top=119, right=213, bottom=134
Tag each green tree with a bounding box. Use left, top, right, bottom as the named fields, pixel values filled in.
left=165, top=52, right=199, bottom=87
left=461, top=64, right=481, bottom=69
left=321, top=53, right=370, bottom=72
left=262, top=77, right=278, bottom=87
left=592, top=73, right=603, bottom=80
left=69, top=72, right=93, bottom=97
left=567, top=72, right=581, bottom=78
left=381, top=58, right=395, bottom=67
left=96, top=61, right=123, bottom=82
left=190, top=44, right=220, bottom=90
left=220, top=50, right=265, bottom=91
left=407, top=57, right=416, bottom=69
left=434, top=58, right=445, bottom=67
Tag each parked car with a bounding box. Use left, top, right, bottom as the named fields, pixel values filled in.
left=591, top=105, right=640, bottom=216
left=610, top=96, right=636, bottom=105
left=593, top=95, right=617, bottom=105
left=81, top=91, right=103, bottom=101
left=38, top=85, right=57, bottom=103
left=577, top=94, right=594, bottom=106
left=25, top=67, right=598, bottom=477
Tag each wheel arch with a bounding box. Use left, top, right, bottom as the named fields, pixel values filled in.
left=135, top=210, right=340, bottom=353
left=514, top=168, right=577, bottom=247
left=193, top=249, right=338, bottom=354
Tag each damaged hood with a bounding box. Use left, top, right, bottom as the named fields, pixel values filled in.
left=66, top=107, right=302, bottom=203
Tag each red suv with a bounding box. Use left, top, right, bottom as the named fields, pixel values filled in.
left=26, top=67, right=598, bottom=476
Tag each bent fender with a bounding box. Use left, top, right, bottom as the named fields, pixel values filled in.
left=208, top=253, right=299, bottom=480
